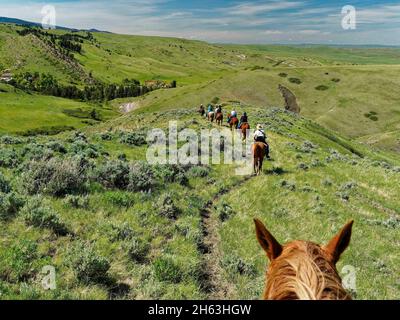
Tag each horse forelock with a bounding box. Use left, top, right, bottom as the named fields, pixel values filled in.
left=265, top=241, right=351, bottom=300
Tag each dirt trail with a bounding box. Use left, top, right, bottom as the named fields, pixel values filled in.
left=199, top=175, right=254, bottom=300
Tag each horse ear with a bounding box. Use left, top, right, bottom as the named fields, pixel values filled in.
left=324, top=220, right=354, bottom=264
left=254, top=219, right=282, bottom=261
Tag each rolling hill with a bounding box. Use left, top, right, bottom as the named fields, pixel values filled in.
left=0, top=21, right=399, bottom=300
left=1, top=23, right=399, bottom=152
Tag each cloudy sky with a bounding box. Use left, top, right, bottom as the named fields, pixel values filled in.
left=1, top=0, right=399, bottom=45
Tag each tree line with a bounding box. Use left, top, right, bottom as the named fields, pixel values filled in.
left=10, top=72, right=176, bottom=102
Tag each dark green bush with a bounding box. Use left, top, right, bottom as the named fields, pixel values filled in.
left=289, top=78, right=302, bottom=84
left=315, top=85, right=329, bottom=91
left=0, top=172, right=11, bottom=193
left=95, top=160, right=130, bottom=189
left=0, top=192, right=25, bottom=220
left=218, top=202, right=235, bottom=222
left=120, top=132, right=147, bottom=146
left=0, top=149, right=21, bottom=168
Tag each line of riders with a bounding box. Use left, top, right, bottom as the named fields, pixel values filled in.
left=198, top=104, right=270, bottom=159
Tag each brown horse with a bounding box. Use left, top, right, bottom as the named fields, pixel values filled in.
left=229, top=117, right=239, bottom=131
left=208, top=112, right=215, bottom=122
left=216, top=112, right=223, bottom=126
left=240, top=122, right=250, bottom=141
left=254, top=219, right=354, bottom=300
left=252, top=142, right=265, bottom=175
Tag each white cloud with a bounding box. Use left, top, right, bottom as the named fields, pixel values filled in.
left=223, top=1, right=304, bottom=16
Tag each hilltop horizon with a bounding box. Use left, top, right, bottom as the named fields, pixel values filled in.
left=1, top=16, right=400, bottom=49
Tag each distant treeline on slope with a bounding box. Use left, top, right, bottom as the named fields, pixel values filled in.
left=8, top=72, right=177, bottom=102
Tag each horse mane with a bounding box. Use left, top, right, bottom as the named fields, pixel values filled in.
left=265, top=241, right=351, bottom=300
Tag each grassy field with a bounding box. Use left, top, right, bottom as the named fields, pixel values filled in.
left=0, top=83, right=117, bottom=135
left=0, top=107, right=399, bottom=300
left=1, top=24, right=400, bottom=150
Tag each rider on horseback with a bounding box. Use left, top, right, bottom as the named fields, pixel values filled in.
left=208, top=104, right=214, bottom=113
left=227, top=110, right=237, bottom=124
left=254, top=124, right=270, bottom=159
left=199, top=104, right=205, bottom=117
left=238, top=112, right=248, bottom=129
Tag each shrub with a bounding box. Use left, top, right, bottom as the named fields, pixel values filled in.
left=218, top=202, right=235, bottom=222
left=157, top=194, right=180, bottom=220
left=289, top=78, right=302, bottom=84
left=153, top=257, right=182, bottom=283
left=107, top=222, right=135, bottom=242
left=364, top=111, right=379, bottom=122
left=104, top=192, right=135, bottom=208
left=272, top=207, right=290, bottom=218
left=46, top=141, right=67, bottom=153
left=1, top=240, right=37, bottom=281
left=0, top=135, right=23, bottom=145
left=322, top=178, right=333, bottom=187
left=120, top=132, right=147, bottom=146
left=21, top=158, right=87, bottom=196
left=22, top=143, right=54, bottom=161
left=297, top=163, right=309, bottom=171
left=0, top=149, right=21, bottom=168
left=278, top=73, right=288, bottom=78
left=0, top=172, right=11, bottom=193
left=70, top=140, right=99, bottom=158
left=63, top=195, right=90, bottom=209
left=94, top=160, right=130, bottom=189
left=155, top=164, right=189, bottom=186
left=127, top=162, right=157, bottom=192
left=20, top=197, right=68, bottom=235
left=221, top=254, right=257, bottom=277
left=187, top=166, right=210, bottom=178
left=67, top=241, right=110, bottom=284
left=126, top=237, right=150, bottom=263
left=100, top=132, right=113, bottom=141
left=279, top=179, right=296, bottom=191
left=331, top=78, right=341, bottom=83
left=315, top=85, right=329, bottom=91
left=0, top=192, right=25, bottom=220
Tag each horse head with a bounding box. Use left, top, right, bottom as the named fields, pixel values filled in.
left=254, top=219, right=354, bottom=300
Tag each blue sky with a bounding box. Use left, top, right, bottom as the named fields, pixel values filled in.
left=1, top=0, right=399, bottom=45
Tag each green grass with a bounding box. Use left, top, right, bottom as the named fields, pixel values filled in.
left=0, top=107, right=399, bottom=300
left=0, top=84, right=117, bottom=134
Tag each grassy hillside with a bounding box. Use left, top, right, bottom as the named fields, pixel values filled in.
left=0, top=83, right=117, bottom=135
left=0, top=106, right=398, bottom=300
left=1, top=23, right=400, bottom=151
